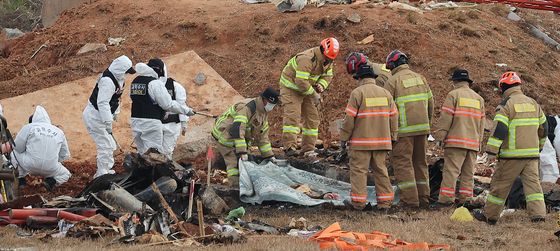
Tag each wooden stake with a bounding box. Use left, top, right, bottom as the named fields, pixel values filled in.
left=187, top=180, right=195, bottom=219
left=196, top=199, right=205, bottom=236
left=150, top=183, right=190, bottom=235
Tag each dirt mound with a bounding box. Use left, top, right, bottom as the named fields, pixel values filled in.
left=1, top=0, right=560, bottom=145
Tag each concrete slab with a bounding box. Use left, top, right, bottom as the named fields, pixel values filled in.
left=0, top=51, right=244, bottom=162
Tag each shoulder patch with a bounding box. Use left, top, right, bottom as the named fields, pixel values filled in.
left=514, top=103, right=536, bottom=113
left=458, top=98, right=480, bottom=109
left=402, top=77, right=423, bottom=88
left=365, top=97, right=389, bottom=107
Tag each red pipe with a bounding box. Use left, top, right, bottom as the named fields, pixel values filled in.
left=0, top=210, right=8, bottom=217
left=26, top=216, right=59, bottom=229
left=57, top=211, right=86, bottom=222
left=0, top=216, right=26, bottom=226
left=9, top=209, right=50, bottom=219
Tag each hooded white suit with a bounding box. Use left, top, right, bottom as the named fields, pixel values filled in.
left=82, top=55, right=132, bottom=178
left=159, top=63, right=189, bottom=159
left=539, top=115, right=560, bottom=183
left=12, top=106, right=71, bottom=184
left=130, top=63, right=193, bottom=155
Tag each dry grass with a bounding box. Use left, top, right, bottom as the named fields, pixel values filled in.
left=1, top=208, right=559, bottom=251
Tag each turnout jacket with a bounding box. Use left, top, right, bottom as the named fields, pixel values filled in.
left=279, top=47, right=334, bottom=95
left=212, top=98, right=273, bottom=158
left=486, top=86, right=547, bottom=158
left=434, top=82, right=485, bottom=151
left=340, top=78, right=399, bottom=151
left=384, top=64, right=434, bottom=137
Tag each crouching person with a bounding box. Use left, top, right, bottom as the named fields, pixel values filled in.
left=212, top=87, right=280, bottom=187
left=341, top=53, right=398, bottom=211
left=13, top=106, right=71, bottom=191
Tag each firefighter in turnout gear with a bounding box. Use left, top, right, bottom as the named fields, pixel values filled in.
left=433, top=69, right=485, bottom=208
left=366, top=59, right=392, bottom=88
left=212, top=87, right=280, bottom=187
left=280, top=38, right=339, bottom=156
left=474, top=72, right=547, bottom=225
left=384, top=50, right=434, bottom=208
left=341, top=53, right=398, bottom=210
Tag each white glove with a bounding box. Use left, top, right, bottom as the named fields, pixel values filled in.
left=183, top=107, right=195, bottom=116
left=181, top=122, right=188, bottom=136
left=240, top=154, right=248, bottom=161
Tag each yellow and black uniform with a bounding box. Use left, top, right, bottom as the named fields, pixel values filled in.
left=433, top=81, right=485, bottom=204
left=340, top=77, right=398, bottom=209
left=212, top=97, right=273, bottom=177
left=384, top=64, right=434, bottom=207
left=280, top=47, right=334, bottom=153
left=483, top=86, right=547, bottom=221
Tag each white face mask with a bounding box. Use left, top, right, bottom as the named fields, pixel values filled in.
left=264, top=102, right=276, bottom=112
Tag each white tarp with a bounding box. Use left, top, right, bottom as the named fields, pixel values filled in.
left=541, top=138, right=560, bottom=183
left=239, top=160, right=395, bottom=206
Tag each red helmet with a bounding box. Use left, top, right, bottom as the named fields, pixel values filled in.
left=345, top=52, right=367, bottom=74
left=499, top=71, right=522, bottom=86
left=321, top=37, right=340, bottom=60
left=385, top=50, right=408, bottom=70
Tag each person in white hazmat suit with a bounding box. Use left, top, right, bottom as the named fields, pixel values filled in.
left=159, top=63, right=189, bottom=159
left=82, top=55, right=136, bottom=179
left=12, top=106, right=71, bottom=191
left=540, top=115, right=560, bottom=183
left=130, top=58, right=194, bottom=155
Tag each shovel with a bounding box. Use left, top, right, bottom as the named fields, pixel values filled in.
left=194, top=111, right=218, bottom=119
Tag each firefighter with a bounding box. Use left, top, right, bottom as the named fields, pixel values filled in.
left=212, top=87, right=280, bottom=187
left=384, top=50, right=434, bottom=208
left=341, top=53, right=398, bottom=211
left=432, top=69, right=485, bottom=208
left=474, top=72, right=547, bottom=225
left=280, top=38, right=339, bottom=156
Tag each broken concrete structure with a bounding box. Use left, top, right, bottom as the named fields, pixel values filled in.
left=0, top=51, right=244, bottom=162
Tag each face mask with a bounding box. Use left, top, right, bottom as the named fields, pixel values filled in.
left=264, top=102, right=276, bottom=112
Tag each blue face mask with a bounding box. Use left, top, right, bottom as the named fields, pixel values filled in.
left=264, top=102, right=276, bottom=112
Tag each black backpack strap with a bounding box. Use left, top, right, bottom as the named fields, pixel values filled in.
left=102, top=69, right=120, bottom=89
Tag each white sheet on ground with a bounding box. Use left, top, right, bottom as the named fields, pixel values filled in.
left=239, top=160, right=396, bottom=206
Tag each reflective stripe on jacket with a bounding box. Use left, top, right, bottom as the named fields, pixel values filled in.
left=434, top=82, right=485, bottom=151
left=279, top=47, right=333, bottom=95
left=212, top=98, right=273, bottom=157
left=340, top=78, right=398, bottom=150
left=384, top=64, right=434, bottom=137
left=486, top=86, right=548, bottom=158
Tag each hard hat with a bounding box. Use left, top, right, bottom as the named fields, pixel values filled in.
left=321, top=37, right=340, bottom=60
left=498, top=71, right=522, bottom=86
left=385, top=50, right=408, bottom=70
left=345, top=52, right=367, bottom=74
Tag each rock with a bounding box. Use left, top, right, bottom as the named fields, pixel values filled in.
left=4, top=28, right=24, bottom=39
left=388, top=2, right=424, bottom=14
left=108, top=37, right=125, bottom=46
left=201, top=186, right=230, bottom=215
left=347, top=12, right=361, bottom=23
left=173, top=134, right=212, bottom=162
left=273, top=0, right=306, bottom=12
left=194, top=72, right=206, bottom=85
left=77, top=43, right=107, bottom=55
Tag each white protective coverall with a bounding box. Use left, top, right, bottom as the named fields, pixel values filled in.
left=131, top=63, right=193, bottom=155
left=540, top=115, right=560, bottom=183
left=12, top=106, right=71, bottom=184
left=82, top=55, right=132, bottom=178
left=159, top=63, right=189, bottom=159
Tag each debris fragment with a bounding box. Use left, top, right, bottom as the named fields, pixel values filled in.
left=108, top=37, right=125, bottom=46
left=194, top=72, right=206, bottom=85
left=357, top=34, right=374, bottom=45
left=388, top=2, right=424, bottom=14
left=346, top=12, right=361, bottom=23
left=77, top=43, right=107, bottom=55
left=273, top=0, right=306, bottom=12
left=226, top=207, right=246, bottom=221
left=288, top=217, right=308, bottom=230
left=4, top=28, right=24, bottom=39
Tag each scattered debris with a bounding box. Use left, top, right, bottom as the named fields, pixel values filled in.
left=4, top=28, right=24, bottom=39
left=388, top=2, right=424, bottom=14
left=356, top=34, right=374, bottom=45
left=273, top=0, right=306, bottom=12
left=108, top=37, right=125, bottom=46
left=288, top=217, right=308, bottom=230
left=310, top=222, right=450, bottom=250
left=346, top=12, right=361, bottom=23
left=77, top=43, right=107, bottom=55
left=30, top=43, right=48, bottom=59
left=495, top=63, right=508, bottom=67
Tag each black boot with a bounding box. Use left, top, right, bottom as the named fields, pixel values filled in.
left=43, top=177, right=56, bottom=191
left=472, top=209, right=497, bottom=225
